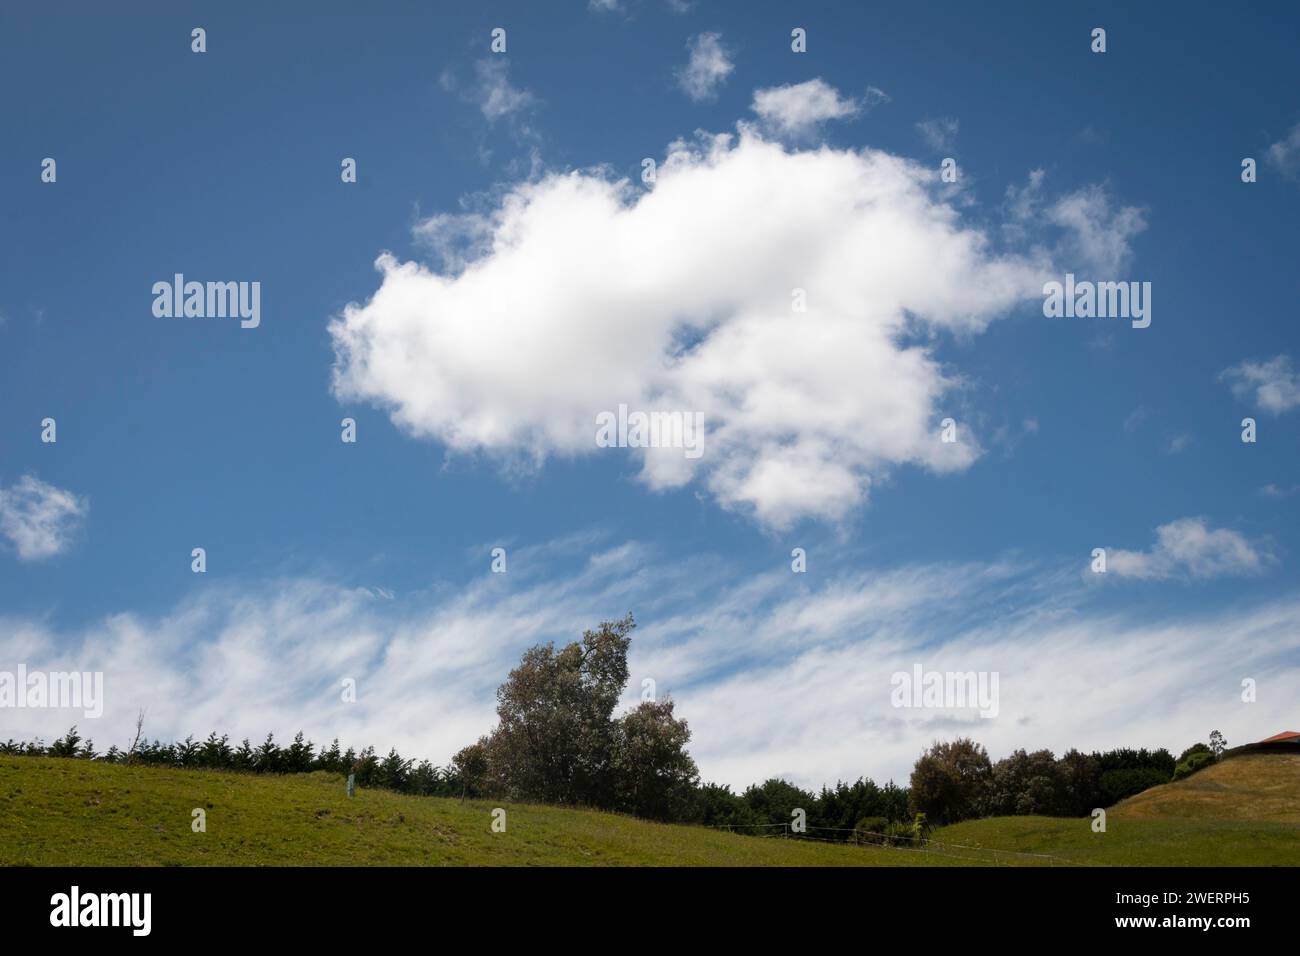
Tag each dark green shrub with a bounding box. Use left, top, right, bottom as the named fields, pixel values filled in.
left=1177, top=742, right=1211, bottom=763
left=1173, top=750, right=1215, bottom=780
left=884, top=820, right=921, bottom=847
left=1099, top=766, right=1169, bottom=805
left=853, top=816, right=889, bottom=845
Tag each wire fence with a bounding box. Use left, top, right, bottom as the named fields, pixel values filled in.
left=702, top=821, right=1088, bottom=866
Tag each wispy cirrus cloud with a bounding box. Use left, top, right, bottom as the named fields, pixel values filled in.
left=1260, top=483, right=1300, bottom=499
left=0, top=475, right=87, bottom=562
left=916, top=116, right=958, bottom=152
left=1221, top=354, right=1300, bottom=414
left=438, top=57, right=543, bottom=167
left=468, top=58, right=535, bottom=122
left=1264, top=121, right=1300, bottom=180
left=1004, top=170, right=1147, bottom=275
left=676, top=32, right=733, bottom=102
left=5, top=537, right=1296, bottom=788
left=751, top=78, right=887, bottom=139
left=1102, top=517, right=1274, bottom=581
left=1046, top=184, right=1147, bottom=275
left=590, top=0, right=692, bottom=13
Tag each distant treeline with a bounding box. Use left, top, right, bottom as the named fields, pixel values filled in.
left=2, top=724, right=1207, bottom=838
left=907, top=738, right=1191, bottom=825
left=1, top=725, right=916, bottom=836
left=2, top=616, right=1219, bottom=837
left=3, top=726, right=475, bottom=798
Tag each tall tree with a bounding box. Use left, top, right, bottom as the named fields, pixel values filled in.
left=908, top=738, right=992, bottom=824
left=485, top=614, right=634, bottom=804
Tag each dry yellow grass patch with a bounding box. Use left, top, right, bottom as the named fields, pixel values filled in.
left=1113, top=753, right=1300, bottom=823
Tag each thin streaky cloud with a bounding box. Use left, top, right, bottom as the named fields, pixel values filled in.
left=5, top=539, right=1295, bottom=788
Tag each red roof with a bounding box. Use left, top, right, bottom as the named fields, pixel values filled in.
left=1259, top=730, right=1300, bottom=743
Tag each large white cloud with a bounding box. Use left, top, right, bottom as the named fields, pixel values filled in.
left=330, top=123, right=1065, bottom=528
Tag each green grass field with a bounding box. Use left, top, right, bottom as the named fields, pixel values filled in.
left=0, top=757, right=937, bottom=867
left=2, top=754, right=1297, bottom=866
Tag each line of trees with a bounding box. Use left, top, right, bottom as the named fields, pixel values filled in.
left=3, top=615, right=1208, bottom=837
left=908, top=735, right=1218, bottom=825
left=2, top=722, right=917, bottom=837
left=2, top=726, right=474, bottom=797
left=697, top=776, right=913, bottom=836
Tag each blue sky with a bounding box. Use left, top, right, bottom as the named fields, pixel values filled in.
left=2, top=1, right=1298, bottom=787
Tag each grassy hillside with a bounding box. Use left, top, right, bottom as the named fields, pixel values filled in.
left=1114, top=753, right=1300, bottom=822
left=935, top=754, right=1300, bottom=866
left=3, top=755, right=1297, bottom=866
left=0, top=757, right=941, bottom=867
